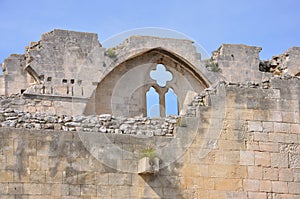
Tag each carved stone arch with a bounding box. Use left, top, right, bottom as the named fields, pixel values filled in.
left=85, top=47, right=215, bottom=117
left=105, top=47, right=212, bottom=88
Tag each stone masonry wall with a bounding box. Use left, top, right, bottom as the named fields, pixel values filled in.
left=0, top=108, right=177, bottom=136
left=0, top=77, right=299, bottom=198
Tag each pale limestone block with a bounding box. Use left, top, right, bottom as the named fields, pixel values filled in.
left=255, top=151, right=271, bottom=167
left=274, top=122, right=290, bottom=133
left=260, top=180, right=271, bottom=192
left=214, top=178, right=242, bottom=191
left=247, top=192, right=267, bottom=199
left=271, top=153, right=288, bottom=168
left=243, top=179, right=260, bottom=191
left=247, top=166, right=262, bottom=179
left=272, top=181, right=288, bottom=193
left=240, top=151, right=254, bottom=166
left=279, top=168, right=294, bottom=182
left=263, top=168, right=278, bottom=180
left=287, top=182, right=300, bottom=194
left=248, top=121, right=263, bottom=132
left=259, top=142, right=278, bottom=152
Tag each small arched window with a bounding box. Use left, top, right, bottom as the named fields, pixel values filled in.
left=165, top=88, right=178, bottom=116
left=146, top=87, right=160, bottom=117
left=146, top=64, right=179, bottom=117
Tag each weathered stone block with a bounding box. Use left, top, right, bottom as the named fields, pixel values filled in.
left=208, top=165, right=246, bottom=178
left=214, top=178, right=243, bottom=191
left=260, top=180, right=271, bottom=192
left=180, top=164, right=208, bottom=177
left=41, top=183, right=51, bottom=196
left=259, top=142, right=278, bottom=152
left=294, top=169, right=300, bottom=182
left=274, top=122, right=290, bottom=133
left=247, top=192, right=267, bottom=199
left=217, top=140, right=243, bottom=150
left=7, top=183, right=23, bottom=195
left=29, top=170, right=46, bottom=183
left=255, top=151, right=270, bottom=167
left=289, top=154, right=300, bottom=168
left=243, top=179, right=260, bottom=191
left=253, top=110, right=268, bottom=121
left=262, top=121, right=274, bottom=132
left=248, top=121, right=263, bottom=132
left=0, top=183, right=8, bottom=195
left=95, top=173, right=109, bottom=185
left=50, top=184, right=69, bottom=196
left=263, top=168, right=278, bottom=180
left=271, top=153, right=288, bottom=168
left=23, top=183, right=42, bottom=195
left=111, top=186, right=139, bottom=198
left=288, top=182, right=300, bottom=194
left=96, top=185, right=112, bottom=197
left=80, top=184, right=97, bottom=196
left=268, top=111, right=283, bottom=122
left=69, top=184, right=81, bottom=196
left=282, top=111, right=297, bottom=123
left=253, top=132, right=269, bottom=142
left=248, top=166, right=262, bottom=179
left=240, top=151, right=254, bottom=166
left=0, top=171, right=13, bottom=182
left=108, top=173, right=132, bottom=186
left=46, top=170, right=62, bottom=184
left=269, top=133, right=298, bottom=143
left=272, top=181, right=288, bottom=193
left=279, top=168, right=294, bottom=182
left=291, top=124, right=300, bottom=134
left=28, top=156, right=40, bottom=170
left=215, top=151, right=239, bottom=165
left=62, top=168, right=78, bottom=184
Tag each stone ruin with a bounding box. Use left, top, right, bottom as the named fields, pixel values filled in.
left=0, top=29, right=299, bottom=198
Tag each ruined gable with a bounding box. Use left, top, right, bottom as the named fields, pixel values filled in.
left=0, top=29, right=299, bottom=199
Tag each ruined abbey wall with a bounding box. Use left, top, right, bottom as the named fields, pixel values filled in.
left=0, top=77, right=299, bottom=198
left=0, top=29, right=299, bottom=198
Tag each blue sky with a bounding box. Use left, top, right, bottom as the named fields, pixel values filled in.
left=1, top=0, right=300, bottom=65
left=1, top=0, right=299, bottom=116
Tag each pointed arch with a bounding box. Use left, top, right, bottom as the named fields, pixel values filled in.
left=87, top=46, right=217, bottom=116
left=165, top=88, right=178, bottom=116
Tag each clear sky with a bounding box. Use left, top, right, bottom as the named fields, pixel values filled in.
left=0, top=0, right=300, bottom=65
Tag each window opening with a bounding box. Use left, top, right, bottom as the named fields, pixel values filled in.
left=165, top=88, right=178, bottom=116
left=150, top=64, right=172, bottom=87
left=146, top=87, right=160, bottom=118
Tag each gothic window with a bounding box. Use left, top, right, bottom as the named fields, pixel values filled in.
left=146, top=87, right=160, bottom=117
left=146, top=64, right=178, bottom=117
left=165, top=88, right=178, bottom=116
left=150, top=64, right=172, bottom=87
